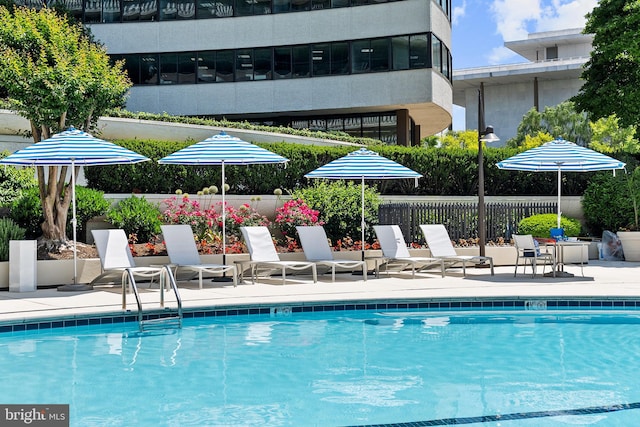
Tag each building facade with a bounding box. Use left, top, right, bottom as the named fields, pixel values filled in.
left=35, top=0, right=455, bottom=145
left=453, top=28, right=593, bottom=145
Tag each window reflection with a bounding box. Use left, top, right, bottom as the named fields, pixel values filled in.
left=273, top=47, right=292, bottom=79
left=176, top=0, right=195, bottom=18
left=141, top=54, right=158, bottom=85
left=409, top=34, right=428, bottom=68
left=197, top=52, right=216, bottom=82
left=312, top=43, right=330, bottom=77
left=160, top=0, right=178, bottom=18
left=160, top=53, right=178, bottom=84
left=178, top=53, right=196, bottom=83
left=84, top=0, right=102, bottom=22
left=216, top=50, right=234, bottom=82
left=351, top=40, right=370, bottom=73
left=236, top=49, right=254, bottom=81
left=102, top=0, right=121, bottom=22
left=370, top=38, right=389, bottom=71
left=292, top=46, right=310, bottom=78
left=254, top=48, right=272, bottom=80
left=71, top=0, right=435, bottom=23
left=115, top=32, right=452, bottom=86
left=431, top=35, right=441, bottom=74
left=331, top=42, right=349, bottom=75
left=391, top=36, right=409, bottom=70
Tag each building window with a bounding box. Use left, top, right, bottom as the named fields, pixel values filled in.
left=546, top=46, right=558, bottom=60
left=312, top=43, right=331, bottom=76
left=391, top=36, right=409, bottom=70
left=197, top=52, right=216, bottom=82
left=370, top=38, right=390, bottom=71
left=140, top=54, right=159, bottom=84
left=114, top=32, right=453, bottom=86
left=351, top=40, right=371, bottom=73
left=216, top=50, right=234, bottom=82
left=410, top=34, right=429, bottom=68
left=431, top=35, right=441, bottom=73
left=331, top=42, right=349, bottom=75
left=274, top=47, right=292, bottom=79
left=292, top=45, right=310, bottom=77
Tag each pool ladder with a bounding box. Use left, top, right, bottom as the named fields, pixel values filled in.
left=124, top=266, right=183, bottom=332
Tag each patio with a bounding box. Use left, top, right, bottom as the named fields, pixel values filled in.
left=1, top=260, right=639, bottom=328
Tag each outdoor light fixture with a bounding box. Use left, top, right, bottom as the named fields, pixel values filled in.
left=477, top=87, right=499, bottom=258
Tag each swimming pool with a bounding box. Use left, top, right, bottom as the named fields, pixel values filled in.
left=2, top=305, right=640, bottom=426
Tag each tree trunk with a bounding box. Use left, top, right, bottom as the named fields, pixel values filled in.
left=38, top=165, right=73, bottom=244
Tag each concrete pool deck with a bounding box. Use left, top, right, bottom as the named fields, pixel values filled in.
left=1, top=260, right=639, bottom=326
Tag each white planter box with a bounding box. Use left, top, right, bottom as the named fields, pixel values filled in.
left=9, top=240, right=37, bottom=292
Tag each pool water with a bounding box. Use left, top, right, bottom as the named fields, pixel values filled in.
left=2, top=311, right=640, bottom=426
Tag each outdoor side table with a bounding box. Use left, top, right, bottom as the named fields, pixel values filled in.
left=543, top=241, right=589, bottom=278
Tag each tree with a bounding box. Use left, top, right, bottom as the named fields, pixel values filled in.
left=438, top=130, right=479, bottom=149
left=589, top=115, right=640, bottom=153
left=0, top=6, right=131, bottom=246
left=572, top=0, right=640, bottom=130
left=507, top=102, right=591, bottom=147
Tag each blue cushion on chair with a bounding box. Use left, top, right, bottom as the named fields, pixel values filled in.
left=523, top=239, right=542, bottom=257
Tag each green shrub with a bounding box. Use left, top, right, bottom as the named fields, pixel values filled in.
left=0, top=151, right=37, bottom=207
left=9, top=186, right=113, bottom=241
left=517, top=213, right=581, bottom=238
left=9, top=187, right=43, bottom=240
left=0, top=218, right=26, bottom=261
left=582, top=171, right=634, bottom=236
left=290, top=180, right=381, bottom=244
left=106, top=195, right=162, bottom=243
left=70, top=187, right=111, bottom=242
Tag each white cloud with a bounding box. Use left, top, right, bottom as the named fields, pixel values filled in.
left=452, top=0, right=466, bottom=26
left=491, top=0, right=541, bottom=41
left=535, top=0, right=598, bottom=32
left=490, top=0, right=597, bottom=42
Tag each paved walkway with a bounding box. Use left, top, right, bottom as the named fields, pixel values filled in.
left=1, top=260, right=639, bottom=325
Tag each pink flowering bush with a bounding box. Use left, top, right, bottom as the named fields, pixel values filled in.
left=274, top=199, right=323, bottom=244
left=161, top=195, right=219, bottom=239
left=222, top=203, right=271, bottom=238
left=161, top=196, right=269, bottom=252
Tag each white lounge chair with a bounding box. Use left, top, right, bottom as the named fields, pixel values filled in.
left=419, top=224, right=494, bottom=276
left=238, top=226, right=317, bottom=285
left=161, top=224, right=238, bottom=288
left=296, top=226, right=367, bottom=282
left=90, top=229, right=171, bottom=289
left=513, top=234, right=555, bottom=278
left=373, top=225, right=445, bottom=278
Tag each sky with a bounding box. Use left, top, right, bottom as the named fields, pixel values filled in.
left=451, top=0, right=599, bottom=130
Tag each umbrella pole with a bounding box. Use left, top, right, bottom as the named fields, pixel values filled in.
left=557, top=168, right=562, bottom=229
left=361, top=177, right=365, bottom=262
left=213, top=161, right=233, bottom=282
left=58, top=160, right=93, bottom=291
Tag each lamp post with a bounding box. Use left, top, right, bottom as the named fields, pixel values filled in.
left=477, top=88, right=499, bottom=258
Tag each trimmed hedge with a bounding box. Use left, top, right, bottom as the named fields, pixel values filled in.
left=84, top=139, right=639, bottom=196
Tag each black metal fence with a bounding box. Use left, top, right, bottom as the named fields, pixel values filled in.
left=378, top=201, right=557, bottom=243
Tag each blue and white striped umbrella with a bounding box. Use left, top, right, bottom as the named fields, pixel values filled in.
left=0, top=127, right=149, bottom=166
left=305, top=148, right=422, bottom=256
left=0, top=127, right=150, bottom=288
left=497, top=138, right=625, bottom=228
left=158, top=131, right=289, bottom=258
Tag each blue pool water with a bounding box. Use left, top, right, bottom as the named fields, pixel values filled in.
left=2, top=310, right=640, bottom=426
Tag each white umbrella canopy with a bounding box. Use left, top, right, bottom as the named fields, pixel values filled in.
left=304, top=147, right=422, bottom=259
left=497, top=138, right=626, bottom=229
left=0, top=127, right=150, bottom=289
left=158, top=131, right=289, bottom=261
